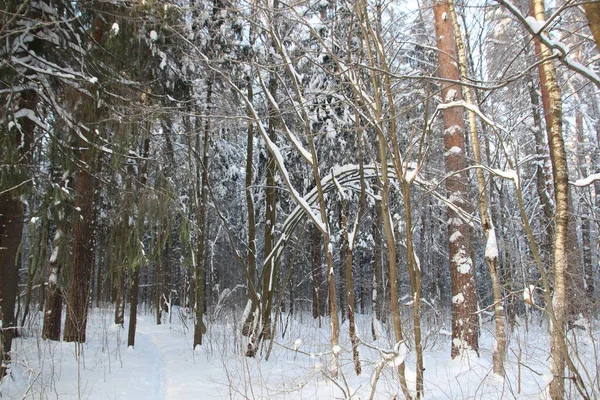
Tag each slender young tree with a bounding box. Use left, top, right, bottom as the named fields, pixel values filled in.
left=529, top=0, right=569, bottom=397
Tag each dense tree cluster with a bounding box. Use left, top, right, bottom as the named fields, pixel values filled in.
left=1, top=0, right=599, bottom=398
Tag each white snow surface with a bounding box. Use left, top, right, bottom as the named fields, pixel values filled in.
left=0, top=307, right=594, bottom=399
left=525, top=16, right=545, bottom=34
left=573, top=173, right=600, bottom=187
left=485, top=226, right=498, bottom=260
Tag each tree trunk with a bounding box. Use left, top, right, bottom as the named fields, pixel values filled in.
left=433, top=0, right=479, bottom=358
left=1, top=86, right=37, bottom=374
left=63, top=145, right=96, bottom=343
left=311, top=224, right=325, bottom=322
left=0, top=197, right=24, bottom=375
left=448, top=0, right=504, bottom=374
left=583, top=1, right=600, bottom=54
left=193, top=82, right=211, bottom=349
left=530, top=0, right=568, bottom=397
left=242, top=71, right=259, bottom=336
left=371, top=189, right=386, bottom=341
left=527, top=72, right=554, bottom=257
left=127, top=136, right=150, bottom=348
left=43, top=203, right=68, bottom=341
left=260, top=71, right=279, bottom=341
left=575, top=113, right=593, bottom=308
left=335, top=172, right=363, bottom=376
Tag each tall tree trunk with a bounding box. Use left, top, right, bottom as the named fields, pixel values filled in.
left=193, top=82, right=211, bottom=349
left=242, top=69, right=259, bottom=336
left=127, top=135, right=150, bottom=348
left=63, top=142, right=96, bottom=343
left=43, top=168, right=67, bottom=340
left=0, top=197, right=24, bottom=375
left=530, top=0, right=568, bottom=397
left=433, top=0, right=479, bottom=358
left=260, top=71, right=279, bottom=341
left=448, top=0, right=504, bottom=374
left=1, top=87, right=37, bottom=374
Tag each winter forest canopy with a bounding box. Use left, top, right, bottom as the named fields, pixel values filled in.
left=1, top=0, right=600, bottom=398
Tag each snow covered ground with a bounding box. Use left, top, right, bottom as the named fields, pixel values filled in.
left=1, top=307, right=597, bottom=399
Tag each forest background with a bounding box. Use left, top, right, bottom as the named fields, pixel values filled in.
left=1, top=0, right=600, bottom=398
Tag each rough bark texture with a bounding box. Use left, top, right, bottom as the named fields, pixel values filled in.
left=530, top=0, right=568, bottom=397
left=448, top=0, right=504, bottom=374
left=0, top=197, right=24, bottom=374
left=583, top=1, right=600, bottom=54
left=63, top=146, right=96, bottom=343
left=1, top=87, right=37, bottom=373
left=433, top=0, right=479, bottom=358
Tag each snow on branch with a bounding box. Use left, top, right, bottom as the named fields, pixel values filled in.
left=494, top=0, right=600, bottom=88
left=13, top=108, right=50, bottom=132
left=571, top=173, right=600, bottom=187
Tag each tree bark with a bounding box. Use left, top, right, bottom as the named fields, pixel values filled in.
left=193, top=82, right=211, bottom=349
left=0, top=196, right=24, bottom=374
left=448, top=0, right=504, bottom=373
left=127, top=135, right=150, bottom=348
left=433, top=0, right=479, bottom=358
left=63, top=143, right=96, bottom=343
left=242, top=73, right=259, bottom=336
left=530, top=0, right=568, bottom=397
left=583, top=1, right=600, bottom=54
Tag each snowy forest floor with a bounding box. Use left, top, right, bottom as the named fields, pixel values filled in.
left=1, top=307, right=598, bottom=399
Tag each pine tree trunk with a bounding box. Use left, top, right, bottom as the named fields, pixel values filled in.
left=1, top=86, right=37, bottom=374
left=433, top=0, right=479, bottom=358
left=64, top=146, right=96, bottom=343
left=448, top=0, right=504, bottom=373
left=0, top=196, right=24, bottom=375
